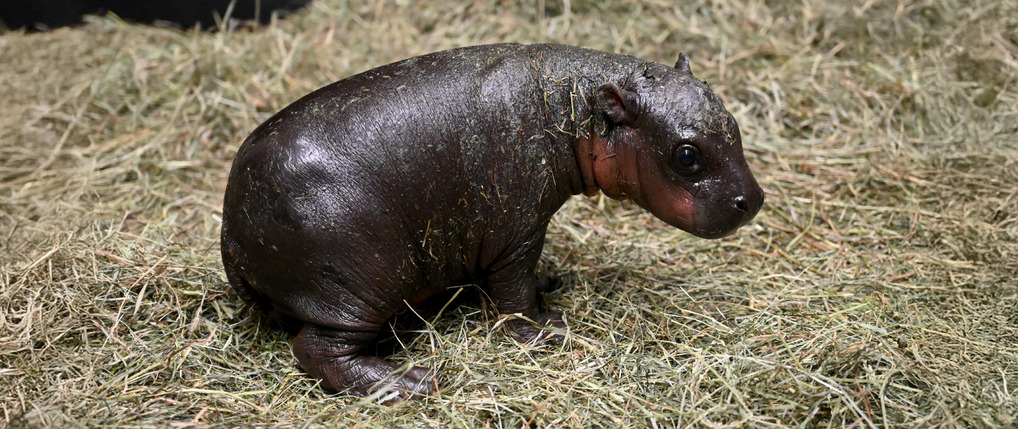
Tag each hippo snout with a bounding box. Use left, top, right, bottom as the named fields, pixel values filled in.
left=692, top=179, right=764, bottom=239
left=734, top=183, right=764, bottom=219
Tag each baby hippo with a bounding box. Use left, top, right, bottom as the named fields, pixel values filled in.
left=221, top=43, right=763, bottom=398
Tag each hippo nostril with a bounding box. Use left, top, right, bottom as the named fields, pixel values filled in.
left=735, top=197, right=748, bottom=212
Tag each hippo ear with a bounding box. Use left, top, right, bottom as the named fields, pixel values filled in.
left=596, top=83, right=639, bottom=127
left=675, top=52, right=693, bottom=76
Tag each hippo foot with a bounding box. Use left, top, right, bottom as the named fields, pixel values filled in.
left=504, top=311, right=566, bottom=345
left=312, top=355, right=435, bottom=400
left=534, top=274, right=563, bottom=293
left=370, top=364, right=437, bottom=401
left=294, top=324, right=436, bottom=399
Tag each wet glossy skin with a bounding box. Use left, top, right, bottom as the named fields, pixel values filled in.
left=221, top=43, right=763, bottom=398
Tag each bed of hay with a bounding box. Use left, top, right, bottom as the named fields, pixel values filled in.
left=2, top=0, right=1016, bottom=427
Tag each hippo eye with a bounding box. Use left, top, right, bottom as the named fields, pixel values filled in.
left=673, top=144, right=700, bottom=174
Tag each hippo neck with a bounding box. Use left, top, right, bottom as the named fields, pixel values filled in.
left=527, top=44, right=646, bottom=200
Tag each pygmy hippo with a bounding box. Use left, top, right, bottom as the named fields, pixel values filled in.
left=221, top=43, right=763, bottom=398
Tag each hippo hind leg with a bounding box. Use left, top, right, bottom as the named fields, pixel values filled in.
left=293, top=323, right=436, bottom=399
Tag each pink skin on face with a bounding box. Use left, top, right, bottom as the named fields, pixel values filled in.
left=584, top=132, right=699, bottom=233
left=582, top=128, right=758, bottom=239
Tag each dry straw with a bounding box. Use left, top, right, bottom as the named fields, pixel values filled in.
left=1, top=0, right=1016, bottom=427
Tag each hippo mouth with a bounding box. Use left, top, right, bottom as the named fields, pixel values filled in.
left=688, top=219, right=746, bottom=239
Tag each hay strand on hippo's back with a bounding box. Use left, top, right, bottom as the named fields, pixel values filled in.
left=2, top=0, right=1017, bottom=427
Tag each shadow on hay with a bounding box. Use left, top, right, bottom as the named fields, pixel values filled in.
left=237, top=272, right=572, bottom=363
left=0, top=0, right=311, bottom=31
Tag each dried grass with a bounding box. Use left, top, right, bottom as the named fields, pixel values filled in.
left=2, top=0, right=1017, bottom=427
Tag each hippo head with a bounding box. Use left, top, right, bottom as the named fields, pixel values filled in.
left=588, top=53, right=764, bottom=238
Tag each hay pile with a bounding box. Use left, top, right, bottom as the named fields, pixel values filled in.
left=2, top=0, right=1016, bottom=426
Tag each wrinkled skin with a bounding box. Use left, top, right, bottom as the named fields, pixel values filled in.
left=221, top=43, right=763, bottom=399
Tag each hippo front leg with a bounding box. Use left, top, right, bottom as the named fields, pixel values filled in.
left=485, top=232, right=566, bottom=343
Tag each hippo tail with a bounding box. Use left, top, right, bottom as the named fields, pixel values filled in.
left=221, top=238, right=264, bottom=306
left=221, top=234, right=304, bottom=333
